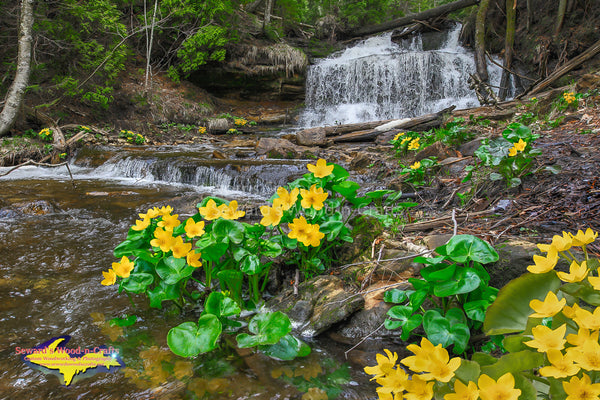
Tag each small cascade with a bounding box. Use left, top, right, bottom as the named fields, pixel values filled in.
left=300, top=24, right=505, bottom=127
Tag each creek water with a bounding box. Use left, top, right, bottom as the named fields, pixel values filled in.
left=0, top=144, right=377, bottom=399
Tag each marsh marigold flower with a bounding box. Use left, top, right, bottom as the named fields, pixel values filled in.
left=221, top=200, right=245, bottom=220
left=570, top=228, right=598, bottom=246
left=184, top=218, right=205, bottom=238
left=171, top=236, right=192, bottom=259
left=260, top=205, right=283, bottom=227
left=393, top=132, right=405, bottom=141
left=508, top=139, right=527, bottom=157
left=573, top=306, right=600, bottom=331
left=538, top=232, right=573, bottom=253
left=364, top=349, right=398, bottom=380
left=300, top=184, right=328, bottom=210
left=158, top=205, right=173, bottom=216
left=539, top=349, right=580, bottom=378
left=410, top=161, right=421, bottom=170
left=562, top=374, right=600, bottom=400
left=568, top=340, right=600, bottom=371
left=307, top=159, right=334, bottom=178
left=376, top=368, right=408, bottom=399
left=525, top=323, right=567, bottom=353
left=112, top=256, right=135, bottom=278
left=400, top=337, right=460, bottom=382
left=199, top=199, right=223, bottom=220
left=527, top=246, right=558, bottom=274
left=132, top=217, right=151, bottom=231
left=408, top=138, right=420, bottom=150
left=529, top=291, right=566, bottom=318
left=101, top=269, right=117, bottom=286
left=404, top=375, right=434, bottom=400
left=151, top=227, right=176, bottom=252
left=557, top=260, right=589, bottom=283
left=567, top=328, right=600, bottom=347
left=478, top=373, right=521, bottom=400
left=273, top=187, right=299, bottom=210
left=588, top=275, right=600, bottom=291
left=157, top=213, right=180, bottom=231
left=187, top=251, right=202, bottom=268
left=444, top=380, right=479, bottom=400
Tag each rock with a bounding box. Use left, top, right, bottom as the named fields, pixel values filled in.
left=439, top=157, right=472, bottom=176
left=207, top=118, right=230, bottom=134
left=459, top=138, right=485, bottom=157
left=422, top=234, right=453, bottom=251
left=490, top=239, right=540, bottom=288
left=255, top=138, right=298, bottom=158
left=414, top=141, right=455, bottom=162
left=212, top=150, right=227, bottom=159
left=265, top=275, right=364, bottom=337
left=296, top=127, right=327, bottom=146
left=13, top=200, right=55, bottom=215
left=350, top=152, right=374, bottom=169
left=335, top=301, right=398, bottom=342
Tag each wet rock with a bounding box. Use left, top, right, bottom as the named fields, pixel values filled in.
left=459, top=138, right=485, bottom=157
left=212, top=150, right=227, bottom=159
left=296, top=127, right=327, bottom=146
left=422, top=234, right=453, bottom=251
left=414, top=141, right=455, bottom=162
left=490, top=239, right=540, bottom=288
left=577, top=73, right=600, bottom=92
left=349, top=152, right=375, bottom=169
left=266, top=275, right=364, bottom=337
left=255, top=138, right=298, bottom=158
left=439, top=157, right=472, bottom=176
left=13, top=200, right=55, bottom=215
left=207, top=118, right=230, bottom=134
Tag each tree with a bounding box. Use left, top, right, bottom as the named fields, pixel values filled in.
left=0, top=0, right=34, bottom=137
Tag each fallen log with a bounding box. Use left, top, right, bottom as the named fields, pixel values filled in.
left=523, top=39, right=600, bottom=96
left=346, top=0, right=480, bottom=38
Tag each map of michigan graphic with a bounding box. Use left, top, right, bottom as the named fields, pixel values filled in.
left=23, top=336, right=123, bottom=385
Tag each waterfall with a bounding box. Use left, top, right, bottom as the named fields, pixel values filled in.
left=300, top=24, right=505, bottom=127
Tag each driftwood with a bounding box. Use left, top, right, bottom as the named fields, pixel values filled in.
left=330, top=106, right=454, bottom=144
left=401, top=210, right=492, bottom=232
left=524, top=39, right=600, bottom=96
left=346, top=0, right=480, bottom=38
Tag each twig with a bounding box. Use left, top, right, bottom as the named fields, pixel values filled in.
left=293, top=269, right=299, bottom=296
left=325, top=281, right=411, bottom=306
left=338, top=250, right=433, bottom=270
left=452, top=208, right=458, bottom=236
left=442, top=187, right=461, bottom=209
left=485, top=51, right=536, bottom=82
left=493, top=206, right=557, bottom=242
left=344, top=321, right=386, bottom=359
left=0, top=159, right=68, bottom=177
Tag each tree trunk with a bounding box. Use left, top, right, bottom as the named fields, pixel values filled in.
left=555, top=0, right=567, bottom=36
left=498, top=0, right=516, bottom=101
left=526, top=0, right=532, bottom=31
left=0, top=0, right=35, bottom=137
left=144, top=0, right=159, bottom=94
left=346, top=0, right=480, bottom=38
left=262, top=0, right=274, bottom=32
left=474, top=0, right=490, bottom=84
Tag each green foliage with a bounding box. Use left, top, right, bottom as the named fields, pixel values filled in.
left=474, top=123, right=541, bottom=188
left=433, top=117, right=476, bottom=147
left=361, top=190, right=418, bottom=232
left=398, top=157, right=438, bottom=187
left=119, top=130, right=146, bottom=144
left=384, top=234, right=499, bottom=354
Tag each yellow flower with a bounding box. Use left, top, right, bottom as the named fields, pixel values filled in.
left=288, top=216, right=310, bottom=242
left=393, top=132, right=405, bottom=141
left=562, top=374, right=600, bottom=400
left=221, top=200, right=245, bottom=220
left=567, top=328, right=600, bottom=347
left=198, top=199, right=223, bottom=220
left=132, top=217, right=151, bottom=231
left=303, top=225, right=325, bottom=247
left=529, top=291, right=566, bottom=318
left=375, top=368, right=408, bottom=399
left=563, top=303, right=584, bottom=319
left=145, top=207, right=160, bottom=219
left=404, top=375, right=434, bottom=400
left=402, top=337, right=438, bottom=373
left=444, top=380, right=479, bottom=400
left=112, top=256, right=135, bottom=278
left=184, top=218, right=205, bottom=238
left=514, top=139, right=527, bottom=152
left=573, top=306, right=600, bottom=331
left=557, top=260, right=589, bottom=283
left=539, top=349, right=580, bottom=378
left=588, top=275, right=600, bottom=291
left=567, top=340, right=600, bottom=371
left=171, top=236, right=192, bottom=259
left=150, top=227, right=175, bottom=252
left=410, top=161, right=421, bottom=170
left=408, top=138, right=421, bottom=150
left=307, top=159, right=334, bottom=178
left=300, top=184, right=328, bottom=210
left=477, top=373, right=521, bottom=400
left=273, top=187, right=299, bottom=211
left=158, top=205, right=173, bottom=216
left=570, top=228, right=598, bottom=246
left=101, top=269, right=117, bottom=286
left=260, top=205, right=283, bottom=227
left=527, top=246, right=558, bottom=274
left=552, top=232, right=574, bottom=252
left=187, top=250, right=202, bottom=268
left=198, top=126, right=207, bottom=134
left=524, top=324, right=567, bottom=352
left=157, top=213, right=180, bottom=232
left=365, top=349, right=398, bottom=380
left=401, top=137, right=411, bottom=145
left=508, top=145, right=518, bottom=157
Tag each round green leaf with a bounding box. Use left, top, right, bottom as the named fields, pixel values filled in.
left=212, top=219, right=244, bottom=244
left=239, top=254, right=264, bottom=275
left=148, top=281, right=180, bottom=309
left=383, top=288, right=409, bottom=304
left=204, top=292, right=241, bottom=318
left=121, top=273, right=154, bottom=293
left=237, top=311, right=292, bottom=348
left=442, top=234, right=499, bottom=264
left=167, top=315, right=222, bottom=357
left=259, top=334, right=311, bottom=360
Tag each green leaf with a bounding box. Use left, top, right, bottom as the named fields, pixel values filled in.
left=509, top=177, right=522, bottom=188
left=421, top=263, right=456, bottom=282
left=212, top=219, right=244, bottom=244
left=121, top=273, right=154, bottom=293
left=502, top=334, right=528, bottom=353
left=383, top=288, right=409, bottom=304
left=148, top=281, right=180, bottom=308
left=408, top=289, right=429, bottom=312
left=454, top=359, right=481, bottom=385
left=167, top=315, right=222, bottom=357
left=236, top=311, right=292, bottom=348
left=484, top=272, right=561, bottom=335
left=349, top=196, right=372, bottom=208
left=156, top=256, right=195, bottom=285
left=259, top=334, right=311, bottom=360
left=423, top=310, right=470, bottom=354
left=464, top=300, right=489, bottom=322
left=204, top=292, right=241, bottom=318
left=330, top=164, right=349, bottom=180
left=366, top=189, right=394, bottom=199
left=319, top=220, right=345, bottom=241
left=217, top=270, right=243, bottom=304
left=332, top=181, right=360, bottom=199
left=114, top=238, right=147, bottom=258
left=434, top=268, right=481, bottom=297
left=109, top=315, right=137, bottom=327
left=445, top=308, right=467, bottom=325
left=442, top=234, right=499, bottom=264
left=490, top=172, right=504, bottom=181
left=260, top=240, right=282, bottom=258
left=196, top=238, right=229, bottom=262
left=239, top=254, right=265, bottom=275
left=480, top=350, right=545, bottom=379
left=132, top=249, right=160, bottom=265
left=472, top=352, right=498, bottom=366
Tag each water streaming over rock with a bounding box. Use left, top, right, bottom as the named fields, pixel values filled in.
left=300, top=24, right=505, bottom=127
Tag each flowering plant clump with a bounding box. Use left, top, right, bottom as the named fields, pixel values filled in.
left=105, top=159, right=380, bottom=359
left=197, top=126, right=207, bottom=134
left=391, top=131, right=423, bottom=155
left=369, top=228, right=600, bottom=400
left=473, top=122, right=541, bottom=188
left=119, top=129, right=145, bottom=144
left=38, top=127, right=53, bottom=142
left=399, top=157, right=438, bottom=187
left=227, top=128, right=240, bottom=134
left=234, top=118, right=247, bottom=127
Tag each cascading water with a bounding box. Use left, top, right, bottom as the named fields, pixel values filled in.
left=300, top=24, right=505, bottom=127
